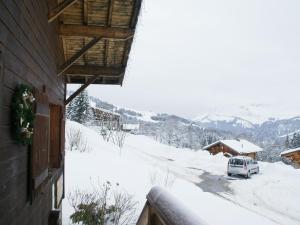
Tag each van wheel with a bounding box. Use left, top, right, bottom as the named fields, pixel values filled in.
left=227, top=173, right=231, bottom=177
left=256, top=168, right=259, bottom=174
left=246, top=171, right=251, bottom=178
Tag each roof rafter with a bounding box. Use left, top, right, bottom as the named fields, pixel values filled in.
left=59, top=24, right=134, bottom=39
left=58, top=37, right=101, bottom=76
left=65, top=65, right=125, bottom=76
left=83, top=0, right=88, bottom=25
left=107, top=0, right=114, bottom=27
left=48, top=0, right=79, bottom=23
left=65, top=75, right=100, bottom=105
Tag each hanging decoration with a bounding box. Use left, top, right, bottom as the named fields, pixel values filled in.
left=11, top=84, right=35, bottom=145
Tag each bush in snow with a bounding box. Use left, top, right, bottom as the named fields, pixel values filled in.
left=67, top=127, right=90, bottom=152
left=92, top=125, right=127, bottom=150
left=111, top=130, right=127, bottom=149
left=68, top=181, right=137, bottom=225
left=149, top=169, right=176, bottom=188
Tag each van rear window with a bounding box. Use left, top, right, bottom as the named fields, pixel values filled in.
left=229, top=158, right=244, bottom=165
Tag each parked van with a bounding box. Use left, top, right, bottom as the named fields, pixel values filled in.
left=227, top=156, right=259, bottom=178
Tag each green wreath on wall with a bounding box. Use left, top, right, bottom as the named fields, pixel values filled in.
left=11, top=84, right=35, bottom=145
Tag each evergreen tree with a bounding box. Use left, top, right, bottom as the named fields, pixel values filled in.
left=66, top=89, right=91, bottom=124
left=285, top=135, right=290, bottom=149
left=295, top=133, right=300, bottom=148
left=291, top=133, right=297, bottom=148
left=66, top=97, right=77, bottom=120
left=288, top=132, right=300, bottom=149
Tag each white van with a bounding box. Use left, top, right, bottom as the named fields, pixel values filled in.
left=227, top=156, right=259, bottom=178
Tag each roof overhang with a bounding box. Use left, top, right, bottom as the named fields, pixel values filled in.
left=49, top=0, right=142, bottom=86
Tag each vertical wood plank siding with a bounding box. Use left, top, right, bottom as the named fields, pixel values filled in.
left=0, top=0, right=65, bottom=224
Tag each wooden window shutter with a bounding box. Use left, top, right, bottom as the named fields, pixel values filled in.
left=49, top=104, right=65, bottom=168
left=0, top=44, right=3, bottom=108
left=50, top=104, right=62, bottom=168
left=32, top=88, right=49, bottom=189
left=60, top=106, right=65, bottom=162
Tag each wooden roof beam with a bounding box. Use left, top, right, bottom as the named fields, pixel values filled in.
left=65, top=65, right=125, bottom=76
left=58, top=37, right=101, bottom=76
left=130, top=0, right=143, bottom=28
left=107, top=0, right=114, bottom=27
left=83, top=0, right=88, bottom=25
left=65, top=75, right=100, bottom=105
left=59, top=24, right=134, bottom=40
left=48, top=0, right=79, bottom=23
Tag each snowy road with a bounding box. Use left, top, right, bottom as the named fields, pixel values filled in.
left=125, top=138, right=300, bottom=225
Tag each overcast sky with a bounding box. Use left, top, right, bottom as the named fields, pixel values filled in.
left=71, top=0, right=300, bottom=119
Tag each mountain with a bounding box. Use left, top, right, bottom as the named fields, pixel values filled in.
left=256, top=117, right=300, bottom=142
left=194, top=114, right=257, bottom=134
left=194, top=104, right=298, bottom=125
left=88, top=95, right=300, bottom=161
left=193, top=113, right=300, bottom=142
left=89, top=96, right=233, bottom=149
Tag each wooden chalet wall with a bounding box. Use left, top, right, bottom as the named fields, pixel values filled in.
left=282, top=151, right=300, bottom=168
left=207, top=144, right=238, bottom=156
left=240, top=152, right=257, bottom=159
left=0, top=1, right=65, bottom=225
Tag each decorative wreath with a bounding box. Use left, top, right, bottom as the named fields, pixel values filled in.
left=11, top=84, right=35, bottom=145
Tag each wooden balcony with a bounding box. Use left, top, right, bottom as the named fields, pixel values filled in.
left=137, top=187, right=208, bottom=225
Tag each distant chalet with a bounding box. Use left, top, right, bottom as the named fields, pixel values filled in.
left=203, top=139, right=263, bottom=159
left=280, top=147, right=300, bottom=168
left=121, top=123, right=140, bottom=134
left=91, top=107, right=121, bottom=130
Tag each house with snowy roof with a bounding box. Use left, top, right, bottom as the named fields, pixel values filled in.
left=121, top=123, right=140, bottom=134
left=91, top=107, right=121, bottom=130
left=203, top=139, right=263, bottom=159
left=280, top=147, right=300, bottom=168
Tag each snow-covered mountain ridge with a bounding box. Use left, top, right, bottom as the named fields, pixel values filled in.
left=195, top=114, right=256, bottom=129
left=194, top=104, right=300, bottom=125
left=88, top=96, right=300, bottom=160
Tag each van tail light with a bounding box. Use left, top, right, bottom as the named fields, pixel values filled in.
left=244, top=162, right=247, bottom=170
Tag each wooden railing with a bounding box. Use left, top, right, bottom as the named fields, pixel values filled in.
left=136, top=186, right=208, bottom=225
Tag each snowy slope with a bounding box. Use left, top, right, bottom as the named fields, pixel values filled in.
left=63, top=121, right=300, bottom=225
left=89, top=96, right=159, bottom=123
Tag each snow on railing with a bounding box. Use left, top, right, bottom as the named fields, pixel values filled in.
left=136, top=186, right=209, bottom=225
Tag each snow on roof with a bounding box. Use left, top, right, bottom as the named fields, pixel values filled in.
left=203, top=139, right=263, bottom=154
left=280, top=147, right=300, bottom=156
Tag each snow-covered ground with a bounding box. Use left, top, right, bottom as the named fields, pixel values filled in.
left=63, top=121, right=300, bottom=225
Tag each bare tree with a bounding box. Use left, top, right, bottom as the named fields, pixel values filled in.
left=149, top=169, right=176, bottom=188
left=112, top=130, right=127, bottom=150
left=67, top=127, right=90, bottom=152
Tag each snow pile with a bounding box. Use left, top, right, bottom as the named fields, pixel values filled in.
left=63, top=121, right=300, bottom=225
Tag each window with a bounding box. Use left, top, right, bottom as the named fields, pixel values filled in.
left=230, top=158, right=243, bottom=165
